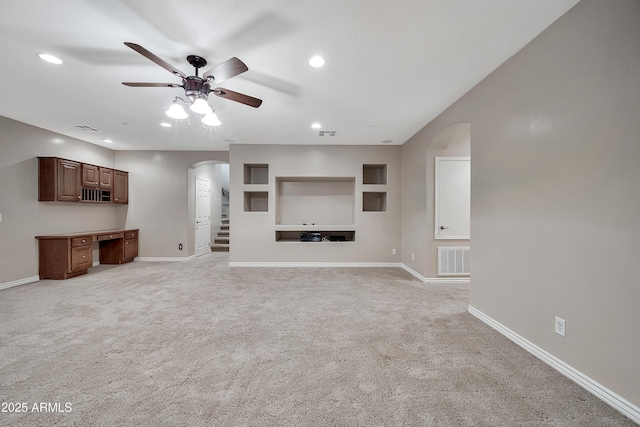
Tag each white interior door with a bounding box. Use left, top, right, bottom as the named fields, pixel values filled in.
left=196, top=177, right=211, bottom=256
left=435, top=157, right=470, bottom=239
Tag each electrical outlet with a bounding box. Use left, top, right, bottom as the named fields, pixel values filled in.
left=411, top=253, right=415, bottom=261
left=555, top=316, right=566, bottom=337
left=392, top=248, right=396, bottom=255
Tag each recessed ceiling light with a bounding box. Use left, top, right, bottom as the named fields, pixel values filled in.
left=309, top=56, right=325, bottom=68
left=311, top=123, right=322, bottom=129
left=37, top=53, right=63, bottom=65
left=160, top=122, right=172, bottom=127
left=102, top=139, right=114, bottom=143
left=381, top=139, right=393, bottom=144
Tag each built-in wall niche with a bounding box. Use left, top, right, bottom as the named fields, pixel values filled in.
left=244, top=191, right=268, bottom=212
left=244, top=164, right=269, bottom=184
left=363, top=192, right=387, bottom=212
left=363, top=164, right=387, bottom=184
left=276, top=177, right=355, bottom=225
left=275, top=230, right=355, bottom=242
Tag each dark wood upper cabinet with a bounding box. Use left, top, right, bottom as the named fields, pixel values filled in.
left=82, top=163, right=100, bottom=187
left=57, top=159, right=82, bottom=202
left=99, top=167, right=113, bottom=189
left=114, top=170, right=128, bottom=204
left=38, top=157, right=128, bottom=204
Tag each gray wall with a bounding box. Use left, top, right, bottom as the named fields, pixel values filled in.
left=230, top=144, right=401, bottom=263
left=114, top=151, right=228, bottom=258
left=401, top=0, right=640, bottom=407
left=0, top=117, right=228, bottom=284
left=0, top=117, right=119, bottom=284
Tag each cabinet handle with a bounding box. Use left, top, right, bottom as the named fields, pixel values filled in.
left=125, top=241, right=128, bottom=244
left=77, top=196, right=81, bottom=199
left=82, top=239, right=86, bottom=243
left=82, top=255, right=86, bottom=259
left=109, top=235, right=113, bottom=238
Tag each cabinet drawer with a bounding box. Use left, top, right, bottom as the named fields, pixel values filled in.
left=71, top=236, right=92, bottom=247
left=70, top=246, right=92, bottom=271
left=124, top=231, right=137, bottom=239
left=98, top=232, right=123, bottom=241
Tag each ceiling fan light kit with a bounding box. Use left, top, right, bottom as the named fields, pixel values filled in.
left=166, top=101, right=189, bottom=120
left=190, top=97, right=212, bottom=115
left=122, top=42, right=262, bottom=127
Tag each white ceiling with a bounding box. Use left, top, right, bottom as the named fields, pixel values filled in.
left=0, top=0, right=579, bottom=151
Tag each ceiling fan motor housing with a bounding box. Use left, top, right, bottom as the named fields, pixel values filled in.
left=183, top=76, right=211, bottom=101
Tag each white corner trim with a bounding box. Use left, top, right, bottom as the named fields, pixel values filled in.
left=400, top=264, right=428, bottom=282
left=468, top=305, right=640, bottom=424
left=0, top=275, right=40, bottom=291
left=136, top=255, right=197, bottom=262
left=400, top=264, right=470, bottom=284
left=229, top=262, right=403, bottom=268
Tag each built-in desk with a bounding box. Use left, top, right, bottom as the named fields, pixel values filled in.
left=36, top=229, right=139, bottom=280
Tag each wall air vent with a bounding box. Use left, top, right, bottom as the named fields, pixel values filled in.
left=438, top=246, right=470, bottom=276
left=68, top=124, right=101, bottom=132
left=319, top=130, right=337, bottom=137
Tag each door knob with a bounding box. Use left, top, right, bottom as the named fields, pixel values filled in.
left=440, top=226, right=451, bottom=230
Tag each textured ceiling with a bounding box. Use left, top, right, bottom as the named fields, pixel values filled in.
left=0, top=0, right=579, bottom=150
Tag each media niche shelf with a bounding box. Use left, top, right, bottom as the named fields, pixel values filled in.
left=244, top=163, right=269, bottom=184
left=275, top=230, right=355, bottom=242
left=244, top=191, right=268, bottom=212
left=363, top=164, right=387, bottom=184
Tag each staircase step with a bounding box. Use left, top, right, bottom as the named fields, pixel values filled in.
left=211, top=244, right=229, bottom=252
left=217, top=231, right=229, bottom=237
left=215, top=237, right=229, bottom=244
left=220, top=225, right=229, bottom=231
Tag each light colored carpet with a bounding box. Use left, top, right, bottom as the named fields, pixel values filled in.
left=0, top=252, right=635, bottom=426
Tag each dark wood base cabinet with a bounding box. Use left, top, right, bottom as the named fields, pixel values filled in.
left=36, top=229, right=139, bottom=280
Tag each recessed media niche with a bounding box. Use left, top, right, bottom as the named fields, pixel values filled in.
left=276, top=177, right=355, bottom=225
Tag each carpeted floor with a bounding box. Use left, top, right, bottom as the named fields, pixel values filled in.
left=0, top=252, right=635, bottom=426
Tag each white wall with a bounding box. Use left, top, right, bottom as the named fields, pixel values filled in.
left=401, top=0, right=640, bottom=409
left=230, top=144, right=401, bottom=264
left=0, top=117, right=119, bottom=284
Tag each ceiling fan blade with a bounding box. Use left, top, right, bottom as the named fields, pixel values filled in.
left=124, top=42, right=187, bottom=79
left=122, top=82, right=183, bottom=88
left=212, top=88, right=262, bottom=108
left=203, top=57, right=248, bottom=83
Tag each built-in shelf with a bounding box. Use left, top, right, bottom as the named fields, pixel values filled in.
left=244, top=191, right=268, bottom=212
left=363, top=192, right=387, bottom=212
left=363, top=164, right=387, bottom=185
left=275, top=230, right=355, bottom=242
left=244, top=164, right=269, bottom=184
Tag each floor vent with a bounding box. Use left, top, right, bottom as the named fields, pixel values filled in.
left=438, top=246, right=470, bottom=276
left=319, top=130, right=337, bottom=136
left=68, top=124, right=101, bottom=132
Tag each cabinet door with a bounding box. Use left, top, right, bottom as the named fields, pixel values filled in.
left=82, top=164, right=99, bottom=187
left=114, top=170, right=128, bottom=204
left=99, top=167, right=113, bottom=189
left=57, top=159, right=81, bottom=202
left=124, top=238, right=138, bottom=259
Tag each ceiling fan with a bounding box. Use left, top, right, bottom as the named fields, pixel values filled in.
left=122, top=42, right=262, bottom=125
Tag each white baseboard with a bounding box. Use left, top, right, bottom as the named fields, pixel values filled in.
left=0, top=275, right=40, bottom=291
left=400, top=264, right=470, bottom=284
left=136, top=255, right=196, bottom=262
left=468, top=305, right=640, bottom=424
left=229, top=262, right=402, bottom=268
